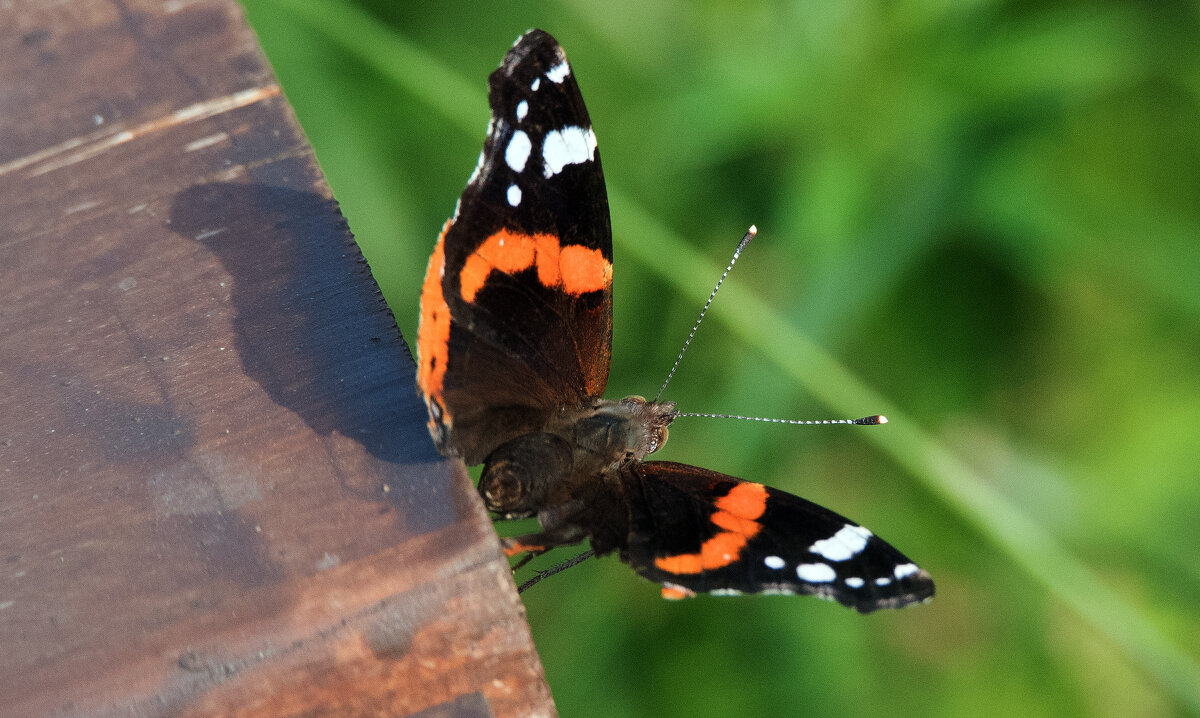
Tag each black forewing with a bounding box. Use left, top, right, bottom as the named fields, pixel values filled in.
left=436, top=29, right=613, bottom=463
left=623, top=461, right=935, bottom=613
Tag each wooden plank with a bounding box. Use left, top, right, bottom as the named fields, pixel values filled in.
left=0, top=2, right=554, bottom=716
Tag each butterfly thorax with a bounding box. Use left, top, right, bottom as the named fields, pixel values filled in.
left=479, top=396, right=676, bottom=519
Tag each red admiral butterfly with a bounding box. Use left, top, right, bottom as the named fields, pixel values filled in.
left=416, top=29, right=934, bottom=612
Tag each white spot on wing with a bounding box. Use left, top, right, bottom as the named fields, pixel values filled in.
left=466, top=150, right=486, bottom=185
left=541, top=125, right=597, bottom=177
left=845, top=576, right=865, bottom=588
left=809, top=524, right=873, bottom=562
left=875, top=577, right=892, bottom=586
left=546, top=61, right=570, bottom=83
left=506, top=184, right=522, bottom=206
left=760, top=587, right=797, bottom=596
left=764, top=555, right=785, bottom=570
left=531, top=77, right=541, bottom=91
left=505, top=130, right=532, bottom=172
left=516, top=99, right=529, bottom=121
left=894, top=562, right=920, bottom=579
left=796, top=563, right=836, bottom=583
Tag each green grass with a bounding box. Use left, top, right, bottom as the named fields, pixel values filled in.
left=240, top=2, right=1200, bottom=716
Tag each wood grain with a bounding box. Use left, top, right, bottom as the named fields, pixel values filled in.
left=0, top=2, right=554, bottom=716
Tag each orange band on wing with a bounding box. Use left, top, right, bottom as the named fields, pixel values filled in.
left=715, top=482, right=769, bottom=520
left=655, top=532, right=750, bottom=575
left=558, top=244, right=612, bottom=295
left=654, top=482, right=768, bottom=575
left=417, top=222, right=452, bottom=403
left=459, top=228, right=536, bottom=301
left=459, top=228, right=611, bottom=302
left=660, top=584, right=695, bottom=600
left=709, top=510, right=761, bottom=537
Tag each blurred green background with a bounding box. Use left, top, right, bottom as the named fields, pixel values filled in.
left=239, top=2, right=1200, bottom=716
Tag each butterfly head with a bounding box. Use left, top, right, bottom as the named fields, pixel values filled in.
left=603, top=395, right=676, bottom=460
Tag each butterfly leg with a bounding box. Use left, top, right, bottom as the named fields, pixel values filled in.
left=517, top=549, right=595, bottom=593
left=499, top=525, right=586, bottom=562
left=499, top=519, right=594, bottom=587
left=504, top=540, right=548, bottom=572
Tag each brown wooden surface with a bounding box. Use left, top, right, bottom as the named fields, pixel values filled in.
left=0, top=2, right=554, bottom=716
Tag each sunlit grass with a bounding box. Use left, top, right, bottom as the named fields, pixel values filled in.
left=241, top=2, right=1200, bottom=715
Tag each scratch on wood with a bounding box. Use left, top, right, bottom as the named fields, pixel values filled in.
left=64, top=200, right=103, bottom=215
left=194, top=227, right=228, bottom=240
left=185, top=132, right=230, bottom=152
left=0, top=85, right=281, bottom=178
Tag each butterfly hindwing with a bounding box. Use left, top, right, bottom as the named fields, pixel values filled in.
left=623, top=461, right=934, bottom=612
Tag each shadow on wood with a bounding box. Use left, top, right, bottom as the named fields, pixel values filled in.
left=0, top=1, right=554, bottom=716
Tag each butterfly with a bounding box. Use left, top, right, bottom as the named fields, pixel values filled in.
left=415, top=29, right=933, bottom=612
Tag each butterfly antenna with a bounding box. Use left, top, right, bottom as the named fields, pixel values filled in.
left=655, top=225, right=757, bottom=402
left=675, top=412, right=888, bottom=426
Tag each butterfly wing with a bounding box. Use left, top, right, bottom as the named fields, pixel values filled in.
left=417, top=30, right=613, bottom=464
left=623, top=461, right=935, bottom=613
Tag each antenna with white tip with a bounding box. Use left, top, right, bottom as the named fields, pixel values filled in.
left=655, top=225, right=886, bottom=429
left=674, top=412, right=887, bottom=426
left=654, top=225, right=756, bottom=402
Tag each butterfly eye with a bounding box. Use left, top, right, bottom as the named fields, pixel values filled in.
left=649, top=425, right=668, bottom=454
